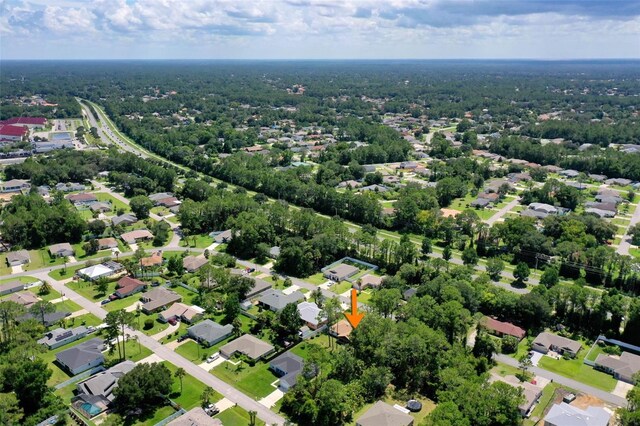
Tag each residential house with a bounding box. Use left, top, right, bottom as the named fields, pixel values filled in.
left=258, top=289, right=306, bottom=312
left=97, top=238, right=118, bottom=251
left=148, top=192, right=174, bottom=203
left=219, top=334, right=275, bottom=360
left=120, top=229, right=153, bottom=245
left=297, top=301, right=326, bottom=330
left=480, top=317, right=526, bottom=340
left=187, top=319, right=233, bottom=346
left=0, top=179, right=30, bottom=193
left=49, top=243, right=75, bottom=257
left=183, top=255, right=208, bottom=273
left=560, top=169, right=580, bottom=178
left=270, top=351, right=304, bottom=392
left=7, top=291, right=38, bottom=307
left=56, top=338, right=105, bottom=375
left=355, top=274, right=383, bottom=290
left=584, top=202, right=617, bottom=214
left=55, top=182, right=85, bottom=192
left=356, top=401, right=414, bottom=426
left=595, top=351, right=640, bottom=383
left=521, top=202, right=559, bottom=219
left=111, top=213, right=138, bottom=227
left=141, top=251, right=163, bottom=267
left=213, top=229, right=233, bottom=244
left=585, top=208, right=616, bottom=218
left=89, top=202, right=111, bottom=213
left=166, top=407, right=223, bottom=426
left=490, top=375, right=542, bottom=417
left=532, top=332, right=582, bottom=357
left=159, top=303, right=205, bottom=324
left=606, top=178, right=633, bottom=187
left=0, top=280, right=24, bottom=296
left=114, top=276, right=146, bottom=299
left=323, top=263, right=359, bottom=282
left=471, top=198, right=492, bottom=209
left=399, top=161, right=418, bottom=170
left=543, top=403, right=610, bottom=426
left=330, top=319, right=353, bottom=342
left=73, top=360, right=136, bottom=418
left=245, top=278, right=273, bottom=300
left=140, top=287, right=181, bottom=313
left=337, top=180, right=361, bottom=189
left=67, top=193, right=98, bottom=205
left=77, top=263, right=118, bottom=282
left=360, top=184, right=389, bottom=193
left=19, top=310, right=70, bottom=326
left=38, top=326, right=88, bottom=350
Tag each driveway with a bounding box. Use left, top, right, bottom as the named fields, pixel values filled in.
left=530, top=351, right=543, bottom=366
left=613, top=380, right=634, bottom=398
left=259, top=389, right=284, bottom=408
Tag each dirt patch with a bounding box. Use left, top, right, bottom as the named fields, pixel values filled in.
left=573, top=394, right=605, bottom=410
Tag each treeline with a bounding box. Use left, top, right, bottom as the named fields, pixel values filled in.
left=520, top=119, right=640, bottom=147
left=489, top=136, right=640, bottom=180
left=0, top=96, right=81, bottom=120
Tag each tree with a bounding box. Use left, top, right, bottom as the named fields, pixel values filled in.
left=540, top=266, right=559, bottom=288
left=249, top=410, right=257, bottom=426
left=486, top=258, right=504, bottom=281
left=0, top=392, right=24, bottom=425
left=461, top=246, right=478, bottom=266
left=96, top=277, right=109, bottom=295
left=501, top=335, right=520, bottom=354
left=370, top=288, right=401, bottom=318
left=424, top=401, right=470, bottom=426
left=513, top=262, right=530, bottom=284
left=518, top=354, right=532, bottom=377
left=29, top=301, right=55, bottom=326
left=443, top=245, right=452, bottom=261
left=321, top=297, right=343, bottom=350
left=629, top=223, right=640, bottom=246
left=113, top=363, right=172, bottom=414
left=174, top=368, right=186, bottom=394
left=105, top=309, right=136, bottom=361
left=38, top=280, right=52, bottom=296
left=129, top=195, right=153, bottom=219
left=223, top=295, right=241, bottom=323
left=421, top=237, right=432, bottom=258
left=359, top=366, right=392, bottom=401
left=473, top=331, right=497, bottom=361
left=88, top=219, right=106, bottom=236
left=4, top=356, right=52, bottom=415
left=0, top=301, right=25, bottom=343
left=276, top=303, right=303, bottom=344
left=311, top=288, right=325, bottom=308
left=232, top=317, right=243, bottom=337
left=201, top=386, right=214, bottom=407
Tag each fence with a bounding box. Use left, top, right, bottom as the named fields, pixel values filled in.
left=54, top=365, right=106, bottom=390
left=153, top=408, right=186, bottom=426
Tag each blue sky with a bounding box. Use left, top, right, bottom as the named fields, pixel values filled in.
left=1, top=0, right=639, bottom=60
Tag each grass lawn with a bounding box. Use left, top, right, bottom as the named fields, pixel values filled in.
left=66, top=313, right=104, bottom=328
left=49, top=264, right=85, bottom=280
left=584, top=343, right=607, bottom=362
left=448, top=192, right=477, bottom=212
left=21, top=249, right=66, bottom=272
left=537, top=355, right=617, bottom=392
left=71, top=242, right=125, bottom=261
left=331, top=281, right=352, bottom=295
left=290, top=334, right=332, bottom=359
left=179, top=234, right=214, bottom=249
left=357, top=289, right=373, bottom=304
left=56, top=299, right=84, bottom=313
left=510, top=337, right=532, bottom=360
left=162, top=322, right=189, bottom=343
left=105, top=338, right=152, bottom=364
left=493, top=363, right=522, bottom=378
left=213, top=406, right=266, bottom=426
left=630, top=247, right=640, bottom=260
left=134, top=310, right=170, bottom=336
left=103, top=296, right=139, bottom=312
left=67, top=280, right=117, bottom=301
left=211, top=360, right=278, bottom=399
left=163, top=361, right=222, bottom=409
left=0, top=276, right=39, bottom=285
left=27, top=285, right=62, bottom=301
left=524, top=383, right=560, bottom=426
left=170, top=285, right=198, bottom=305
left=175, top=334, right=238, bottom=363
left=307, top=272, right=327, bottom=285
left=94, top=192, right=129, bottom=213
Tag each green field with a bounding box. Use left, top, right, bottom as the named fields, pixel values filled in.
left=94, top=192, right=130, bottom=213
left=180, top=234, right=214, bottom=249
left=27, top=285, right=62, bottom=301
left=48, top=264, right=85, bottom=280
left=537, top=355, right=617, bottom=392
left=214, top=406, right=266, bottom=426
left=163, top=361, right=222, bottom=409
left=211, top=360, right=278, bottom=399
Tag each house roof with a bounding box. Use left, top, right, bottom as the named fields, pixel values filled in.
left=246, top=278, right=272, bottom=299
left=330, top=319, right=353, bottom=339
left=97, top=238, right=118, bottom=249
left=6, top=291, right=38, bottom=307
left=167, top=407, right=223, bottom=426
left=297, top=301, right=325, bottom=327
left=183, top=255, right=208, bottom=271
left=116, top=276, right=145, bottom=296
left=187, top=319, right=233, bottom=343
left=325, top=263, right=359, bottom=279
left=56, top=338, right=104, bottom=371
left=49, top=242, right=74, bottom=254
left=77, top=360, right=135, bottom=403
left=38, top=326, right=87, bottom=347
left=78, top=264, right=114, bottom=279
left=19, top=310, right=70, bottom=326
left=219, top=334, right=274, bottom=360
left=111, top=213, right=138, bottom=226
left=162, top=303, right=205, bottom=322
left=270, top=351, right=304, bottom=389
left=595, top=352, right=640, bottom=379
left=121, top=229, right=153, bottom=243
left=481, top=317, right=526, bottom=339
left=356, top=401, right=414, bottom=426
left=533, top=332, right=582, bottom=353
left=67, top=193, right=98, bottom=203
left=1, top=116, right=46, bottom=126
left=141, top=251, right=163, bottom=267
left=544, top=403, right=610, bottom=426
left=259, top=289, right=306, bottom=311
left=0, top=280, right=24, bottom=293
left=141, top=287, right=181, bottom=312
left=0, top=124, right=29, bottom=137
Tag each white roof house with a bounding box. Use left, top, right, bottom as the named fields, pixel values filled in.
left=77, top=264, right=114, bottom=281
left=297, top=301, right=326, bottom=329
left=543, top=403, right=610, bottom=426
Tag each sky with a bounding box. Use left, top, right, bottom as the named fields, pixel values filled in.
left=1, top=0, right=639, bottom=60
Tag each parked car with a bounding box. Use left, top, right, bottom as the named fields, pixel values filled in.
left=168, top=318, right=177, bottom=326
left=100, top=299, right=111, bottom=305
left=109, top=294, right=118, bottom=301
left=206, top=352, right=220, bottom=363
left=204, top=404, right=219, bottom=416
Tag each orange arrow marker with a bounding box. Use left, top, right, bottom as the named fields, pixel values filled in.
left=344, top=288, right=365, bottom=328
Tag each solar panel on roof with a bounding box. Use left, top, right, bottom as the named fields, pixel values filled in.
left=55, top=330, right=74, bottom=341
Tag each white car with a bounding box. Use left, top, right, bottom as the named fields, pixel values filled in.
left=206, top=352, right=220, bottom=363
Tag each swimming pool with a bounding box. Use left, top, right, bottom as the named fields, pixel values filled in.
left=50, top=132, right=72, bottom=140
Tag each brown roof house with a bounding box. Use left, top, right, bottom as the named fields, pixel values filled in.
left=120, top=229, right=153, bottom=245
left=141, top=287, right=181, bottom=313
left=7, top=291, right=39, bottom=307
left=6, top=250, right=30, bottom=267
left=323, top=263, right=359, bottom=282
left=355, top=274, right=383, bottom=290
left=114, top=276, right=146, bottom=299
left=141, top=251, right=163, bottom=267
left=356, top=401, right=414, bottom=426
left=97, top=238, right=118, bottom=251
left=219, top=334, right=274, bottom=360
left=183, top=255, right=208, bottom=273
left=330, top=319, right=353, bottom=342
left=167, top=407, right=222, bottom=426
left=595, top=351, right=640, bottom=384
left=532, top=332, right=582, bottom=357
left=67, top=193, right=98, bottom=205
left=160, top=303, right=205, bottom=324
left=480, top=317, right=526, bottom=340
left=489, top=374, right=542, bottom=417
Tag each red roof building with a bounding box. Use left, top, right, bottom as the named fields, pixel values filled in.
left=481, top=317, right=526, bottom=340
left=1, top=117, right=47, bottom=127
left=115, top=276, right=145, bottom=298
left=0, top=124, right=29, bottom=140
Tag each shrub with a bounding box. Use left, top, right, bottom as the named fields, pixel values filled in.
left=144, top=319, right=154, bottom=330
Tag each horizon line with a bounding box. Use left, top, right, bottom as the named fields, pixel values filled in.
left=1, top=57, right=640, bottom=62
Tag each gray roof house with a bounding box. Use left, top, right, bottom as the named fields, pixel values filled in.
left=270, top=351, right=304, bottom=392
left=543, top=403, right=610, bottom=426
left=187, top=320, right=234, bottom=347
left=167, top=407, right=223, bottom=426
left=297, top=301, right=326, bottom=330
left=74, top=360, right=136, bottom=418
left=19, top=310, right=71, bottom=327
left=258, top=289, right=306, bottom=312
left=0, top=280, right=24, bottom=296
left=323, top=263, right=360, bottom=281
left=56, top=338, right=105, bottom=375
left=532, top=332, right=582, bottom=357
left=183, top=255, right=208, bottom=273
left=6, top=250, right=30, bottom=267
left=595, top=351, right=640, bottom=384
left=49, top=242, right=75, bottom=257
left=141, top=287, right=182, bottom=314
left=219, top=334, right=274, bottom=360
left=356, top=401, right=414, bottom=426
left=213, top=229, right=233, bottom=244
left=111, top=213, right=138, bottom=227
left=245, top=278, right=273, bottom=300
left=38, top=326, right=88, bottom=350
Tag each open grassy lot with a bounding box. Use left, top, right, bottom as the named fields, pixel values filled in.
left=71, top=241, right=127, bottom=261
left=492, top=363, right=522, bottom=378
left=94, top=192, right=129, bottom=213
left=523, top=383, right=560, bottom=426
left=214, top=406, right=266, bottom=426
left=67, top=279, right=117, bottom=301
left=56, top=299, right=84, bottom=313
left=537, top=354, right=617, bottom=392
left=0, top=275, right=39, bottom=285
left=8, top=249, right=66, bottom=272
left=49, top=264, right=85, bottom=280
left=103, top=296, right=139, bottom=312
left=66, top=313, right=104, bottom=328
left=175, top=333, right=238, bottom=363
left=162, top=361, right=222, bottom=409
left=290, top=334, right=332, bottom=359
left=448, top=192, right=477, bottom=212
left=306, top=272, right=328, bottom=285
left=105, top=339, right=152, bottom=364
left=27, top=285, right=62, bottom=301
left=170, top=285, right=198, bottom=305
left=331, top=281, right=353, bottom=295
left=211, top=360, right=278, bottom=399
left=179, top=234, right=214, bottom=249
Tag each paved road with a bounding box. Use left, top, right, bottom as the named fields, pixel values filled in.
left=485, top=197, right=520, bottom=226
left=495, top=354, right=627, bottom=407
left=32, top=270, right=286, bottom=425
left=618, top=202, right=640, bottom=256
